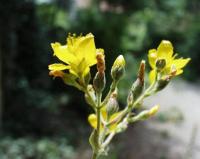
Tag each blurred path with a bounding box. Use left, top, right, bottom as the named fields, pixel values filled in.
left=144, top=80, right=200, bottom=159
left=74, top=80, right=200, bottom=159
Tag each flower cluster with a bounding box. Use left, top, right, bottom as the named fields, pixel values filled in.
left=148, top=40, right=190, bottom=84
left=48, top=33, right=190, bottom=159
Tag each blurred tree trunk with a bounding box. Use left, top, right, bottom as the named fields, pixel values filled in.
left=0, top=35, right=3, bottom=133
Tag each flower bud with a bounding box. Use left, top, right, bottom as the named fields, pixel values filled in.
left=83, top=71, right=91, bottom=85
left=106, top=91, right=119, bottom=117
left=127, top=61, right=145, bottom=106
left=49, top=70, right=64, bottom=78
left=148, top=105, right=160, bottom=116
left=154, top=76, right=170, bottom=92
left=85, top=85, right=96, bottom=107
left=93, top=72, right=106, bottom=93
left=129, top=105, right=159, bottom=122
left=111, top=55, right=125, bottom=82
left=138, top=60, right=145, bottom=86
left=96, top=50, right=105, bottom=74
left=156, top=59, right=166, bottom=71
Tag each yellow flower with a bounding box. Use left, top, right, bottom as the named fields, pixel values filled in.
left=48, top=33, right=102, bottom=79
left=88, top=107, right=122, bottom=133
left=148, top=40, right=190, bottom=83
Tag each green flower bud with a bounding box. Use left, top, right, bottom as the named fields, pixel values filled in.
left=93, top=72, right=106, bottom=93
left=148, top=105, right=160, bottom=116
left=62, top=73, right=82, bottom=90
left=127, top=61, right=145, bottom=106
left=111, top=55, right=125, bottom=82
left=106, top=92, right=119, bottom=117
left=83, top=71, right=91, bottom=85
left=128, top=105, right=159, bottom=123
left=156, top=59, right=166, bottom=71
left=85, top=85, right=96, bottom=107
left=154, top=76, right=170, bottom=92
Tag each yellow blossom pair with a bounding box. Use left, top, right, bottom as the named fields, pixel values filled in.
left=148, top=40, right=190, bottom=83
left=48, top=33, right=103, bottom=80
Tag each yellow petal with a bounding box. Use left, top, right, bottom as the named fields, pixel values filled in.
left=48, top=63, right=70, bottom=71
left=51, top=42, right=76, bottom=64
left=148, top=49, right=157, bottom=69
left=88, top=114, right=97, bottom=129
left=78, top=33, right=97, bottom=66
left=175, top=69, right=183, bottom=75
left=172, top=58, right=191, bottom=69
left=108, top=111, right=122, bottom=132
left=67, top=33, right=97, bottom=66
left=157, top=40, right=173, bottom=63
left=149, top=69, right=156, bottom=84
left=101, top=106, right=107, bottom=120
left=110, top=111, right=122, bottom=121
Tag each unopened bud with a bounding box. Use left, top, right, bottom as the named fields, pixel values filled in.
left=106, top=91, right=119, bottom=117
left=49, top=70, right=64, bottom=78
left=128, top=61, right=145, bottom=106
left=93, top=72, right=106, bottom=93
left=154, top=76, right=170, bottom=92
left=148, top=105, right=160, bottom=116
left=129, top=105, right=160, bottom=122
left=111, top=55, right=125, bottom=81
left=83, top=71, right=91, bottom=85
left=85, top=85, right=96, bottom=107
left=138, top=60, right=145, bottom=85
left=156, top=59, right=166, bottom=71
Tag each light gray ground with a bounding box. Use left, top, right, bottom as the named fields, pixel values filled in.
left=144, top=80, right=200, bottom=159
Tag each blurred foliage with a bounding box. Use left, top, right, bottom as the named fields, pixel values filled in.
left=0, top=137, right=75, bottom=159
left=0, top=0, right=199, bottom=146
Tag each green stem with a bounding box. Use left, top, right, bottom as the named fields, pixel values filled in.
left=92, top=152, right=98, bottom=159
left=96, top=93, right=101, bottom=142
left=102, top=132, right=115, bottom=148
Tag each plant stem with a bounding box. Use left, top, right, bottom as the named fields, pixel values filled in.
left=102, top=132, right=115, bottom=148
left=92, top=151, right=98, bottom=159
left=96, top=93, right=101, bottom=142
left=93, top=93, right=101, bottom=159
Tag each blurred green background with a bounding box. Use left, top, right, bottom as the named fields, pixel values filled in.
left=0, top=0, right=199, bottom=158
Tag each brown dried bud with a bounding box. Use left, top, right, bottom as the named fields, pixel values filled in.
left=137, top=60, right=145, bottom=85
left=49, top=70, right=64, bottom=78
left=96, top=50, right=105, bottom=74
